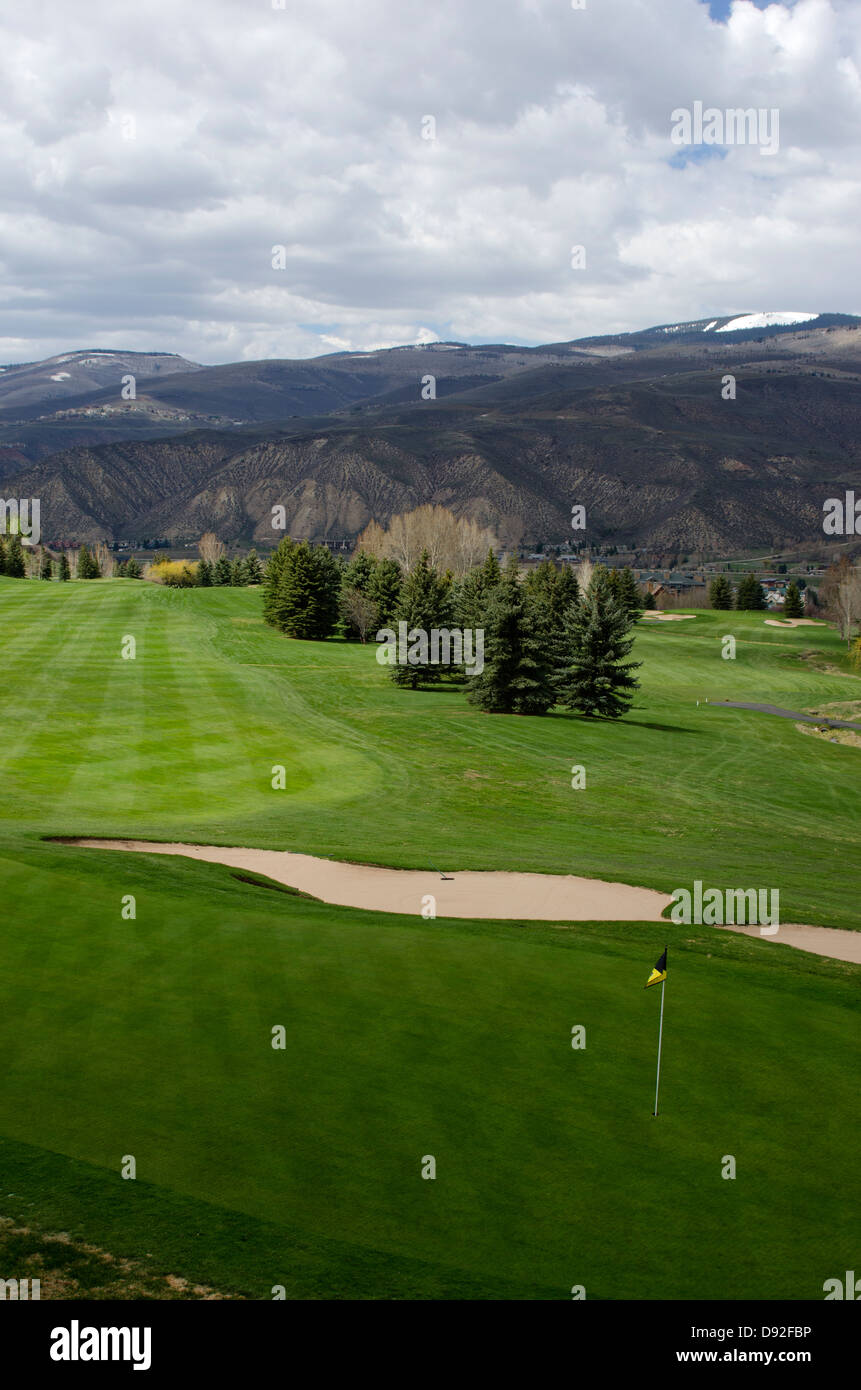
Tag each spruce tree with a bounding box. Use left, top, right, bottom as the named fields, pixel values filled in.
left=367, top=557, right=402, bottom=630
left=270, top=542, right=340, bottom=640
left=230, top=558, right=246, bottom=586
left=340, top=553, right=378, bottom=639
left=522, top=557, right=581, bottom=625
left=553, top=564, right=581, bottom=620
left=310, top=545, right=343, bottom=638
left=58, top=553, right=70, bottom=581
left=77, top=545, right=101, bottom=579
left=783, top=581, right=804, bottom=618
left=391, top=551, right=452, bottom=688
left=244, top=549, right=263, bottom=585
left=0, top=536, right=6, bottom=573
left=606, top=567, right=623, bottom=604
left=213, top=555, right=232, bottom=586
left=6, top=535, right=27, bottom=578
left=125, top=556, right=142, bottom=579
left=558, top=585, right=641, bottom=719
left=455, top=548, right=503, bottom=628
left=272, top=542, right=313, bottom=636
left=617, top=567, right=643, bottom=620
left=709, top=575, right=734, bottom=610
left=735, top=572, right=766, bottom=610
left=197, top=558, right=212, bottom=586
left=40, top=552, right=53, bottom=580
left=643, top=589, right=657, bottom=610
left=466, top=558, right=556, bottom=714
left=589, top=564, right=612, bottom=601
left=262, top=537, right=295, bottom=625
left=341, top=551, right=377, bottom=594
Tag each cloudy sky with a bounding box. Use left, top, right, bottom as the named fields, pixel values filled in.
left=1, top=0, right=859, bottom=364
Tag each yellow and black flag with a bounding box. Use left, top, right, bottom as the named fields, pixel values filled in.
left=645, top=948, right=667, bottom=989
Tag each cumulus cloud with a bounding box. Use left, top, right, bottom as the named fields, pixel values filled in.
left=0, top=0, right=859, bottom=363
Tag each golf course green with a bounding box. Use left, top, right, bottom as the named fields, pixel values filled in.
left=0, top=576, right=858, bottom=1299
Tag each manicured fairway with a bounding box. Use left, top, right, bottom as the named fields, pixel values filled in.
left=0, top=577, right=858, bottom=1299
left=1, top=578, right=860, bottom=925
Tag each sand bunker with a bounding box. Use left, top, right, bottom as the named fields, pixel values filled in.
left=62, top=839, right=861, bottom=964
left=724, top=924, right=861, bottom=965
left=66, top=839, right=669, bottom=921
left=641, top=613, right=696, bottom=621
left=764, top=618, right=826, bottom=628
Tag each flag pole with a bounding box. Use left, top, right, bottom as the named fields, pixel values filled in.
left=653, top=975, right=666, bottom=1117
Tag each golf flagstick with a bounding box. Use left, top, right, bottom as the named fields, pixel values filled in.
left=644, top=947, right=668, bottom=1115
left=653, top=976, right=665, bottom=1117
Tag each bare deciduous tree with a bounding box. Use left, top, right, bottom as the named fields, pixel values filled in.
left=835, top=566, right=861, bottom=647
left=356, top=505, right=498, bottom=577
left=340, top=586, right=379, bottom=643
left=94, top=541, right=113, bottom=577
left=576, top=557, right=594, bottom=595
left=199, top=532, right=225, bottom=566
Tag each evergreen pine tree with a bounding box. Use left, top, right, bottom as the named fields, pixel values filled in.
left=783, top=581, right=804, bottom=618
left=588, top=564, right=612, bottom=602
left=244, top=549, right=263, bottom=584
left=230, top=558, right=246, bottom=586
left=0, top=536, right=6, bottom=573
left=273, top=542, right=314, bottom=636
left=735, top=572, right=766, bottom=610
left=606, top=567, right=623, bottom=604
left=342, top=551, right=377, bottom=593
left=270, top=542, right=341, bottom=639
left=553, top=564, right=581, bottom=619
left=197, top=558, right=212, bottom=586
left=643, top=588, right=657, bottom=610
left=558, top=585, right=641, bottom=719
left=77, top=545, right=101, bottom=579
left=390, top=551, right=452, bottom=687
left=125, top=556, right=142, bottom=579
left=617, top=567, right=643, bottom=620
left=213, top=555, right=232, bottom=586
left=455, top=548, right=503, bottom=628
left=310, top=545, right=342, bottom=638
left=367, top=557, right=402, bottom=630
left=6, top=535, right=27, bottom=578
left=339, top=552, right=378, bottom=638
left=466, top=558, right=556, bottom=714
left=523, top=558, right=557, bottom=604
left=40, top=552, right=53, bottom=580
left=58, top=553, right=71, bottom=582
left=262, top=538, right=295, bottom=625
left=709, top=575, right=734, bottom=610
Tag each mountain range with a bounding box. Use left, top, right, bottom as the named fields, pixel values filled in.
left=3, top=312, right=860, bottom=554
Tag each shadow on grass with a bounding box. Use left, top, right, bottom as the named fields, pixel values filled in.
left=544, top=711, right=697, bottom=734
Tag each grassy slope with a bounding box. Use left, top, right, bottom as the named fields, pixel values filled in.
left=1, top=579, right=859, bottom=924
left=0, top=578, right=858, bottom=1299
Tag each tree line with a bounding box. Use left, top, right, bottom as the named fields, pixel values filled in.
left=263, top=538, right=644, bottom=718
left=708, top=572, right=805, bottom=616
